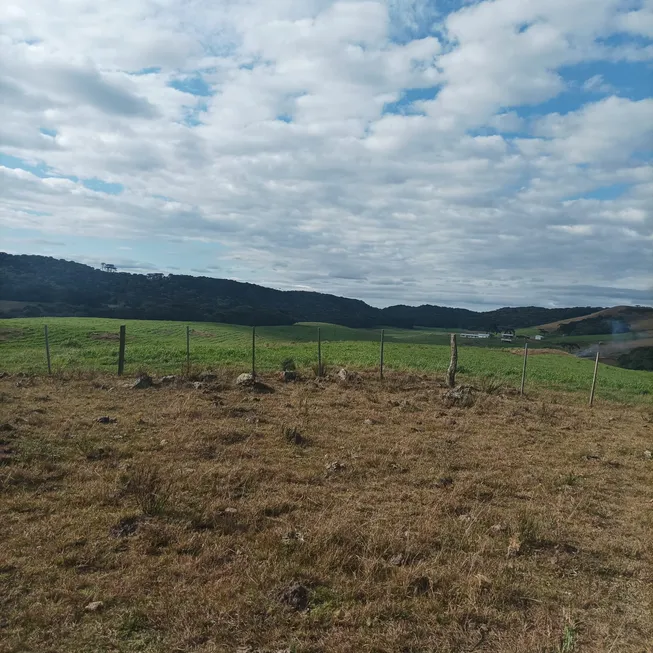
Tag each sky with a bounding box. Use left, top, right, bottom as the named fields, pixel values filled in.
left=1, top=0, right=652, bottom=310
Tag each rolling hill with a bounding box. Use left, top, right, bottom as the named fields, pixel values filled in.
left=0, top=252, right=610, bottom=331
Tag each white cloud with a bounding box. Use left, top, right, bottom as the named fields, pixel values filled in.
left=0, top=0, right=651, bottom=309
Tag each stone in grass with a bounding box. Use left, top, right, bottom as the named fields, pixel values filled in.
left=96, top=416, right=117, bottom=424
left=236, top=373, right=255, bottom=386
left=131, top=375, right=153, bottom=389
left=159, top=375, right=177, bottom=385
left=644, top=450, right=652, bottom=460
left=325, top=461, right=346, bottom=474
left=84, top=601, right=104, bottom=612
left=278, top=583, right=309, bottom=611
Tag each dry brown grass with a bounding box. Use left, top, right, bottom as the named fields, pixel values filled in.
left=1, top=371, right=652, bottom=653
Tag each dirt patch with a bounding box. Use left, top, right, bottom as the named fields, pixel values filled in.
left=508, top=347, right=571, bottom=356
left=0, top=328, right=24, bottom=342
left=88, top=332, right=120, bottom=341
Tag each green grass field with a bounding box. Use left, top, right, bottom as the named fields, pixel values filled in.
left=1, top=317, right=652, bottom=402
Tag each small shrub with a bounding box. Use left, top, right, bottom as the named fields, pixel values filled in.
left=478, top=375, right=503, bottom=395
left=283, top=425, right=307, bottom=446
left=119, top=463, right=171, bottom=515
left=281, top=358, right=296, bottom=372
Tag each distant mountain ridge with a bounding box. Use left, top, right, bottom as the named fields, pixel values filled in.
left=0, top=253, right=606, bottom=330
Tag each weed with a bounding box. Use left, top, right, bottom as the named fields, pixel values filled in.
left=478, top=375, right=504, bottom=395
left=118, top=462, right=171, bottom=515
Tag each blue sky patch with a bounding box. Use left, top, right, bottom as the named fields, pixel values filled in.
left=383, top=86, right=440, bottom=115
left=169, top=75, right=213, bottom=97
left=565, top=183, right=632, bottom=202
left=82, top=178, right=124, bottom=194
left=40, top=127, right=57, bottom=138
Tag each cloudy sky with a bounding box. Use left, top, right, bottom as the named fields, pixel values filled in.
left=1, top=0, right=652, bottom=309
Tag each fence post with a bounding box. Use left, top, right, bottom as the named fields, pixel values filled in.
left=118, top=325, right=126, bottom=376
left=589, top=349, right=600, bottom=407
left=520, top=342, right=529, bottom=395
left=317, top=327, right=322, bottom=377
left=44, top=325, right=51, bottom=375
left=380, top=329, right=385, bottom=380
left=251, top=326, right=256, bottom=377
left=446, top=333, right=457, bottom=388
left=186, top=326, right=190, bottom=375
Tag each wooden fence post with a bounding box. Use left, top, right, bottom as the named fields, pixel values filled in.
left=589, top=349, right=600, bottom=407
left=446, top=333, right=457, bottom=388
left=251, top=326, right=256, bottom=377
left=44, top=325, right=51, bottom=375
left=186, top=326, right=191, bottom=375
left=520, top=342, right=529, bottom=395
left=317, top=327, right=322, bottom=377
left=380, top=329, right=385, bottom=380
left=118, top=325, right=126, bottom=376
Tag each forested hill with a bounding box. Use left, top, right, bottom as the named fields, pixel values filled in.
left=0, top=253, right=602, bottom=330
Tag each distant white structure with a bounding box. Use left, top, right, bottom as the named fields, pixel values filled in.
left=534, top=334, right=544, bottom=341
left=461, top=332, right=491, bottom=339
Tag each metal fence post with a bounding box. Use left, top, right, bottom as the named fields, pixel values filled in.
left=520, top=342, right=528, bottom=395
left=589, top=349, right=600, bottom=406
left=317, top=327, right=322, bottom=377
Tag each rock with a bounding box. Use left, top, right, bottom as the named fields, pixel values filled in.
left=278, top=583, right=309, bottom=611
left=281, top=530, right=305, bottom=545
left=110, top=516, right=141, bottom=538
left=364, top=418, right=379, bottom=425
left=131, top=375, right=153, bottom=389
left=280, top=370, right=298, bottom=382
left=325, top=461, right=346, bottom=474
left=159, top=375, right=177, bottom=385
left=84, top=601, right=104, bottom=612
left=96, top=416, right=117, bottom=424
left=337, top=368, right=350, bottom=382
left=443, top=385, right=475, bottom=407
left=389, top=553, right=405, bottom=566
left=198, top=371, right=217, bottom=381
left=236, top=373, right=255, bottom=386
left=192, top=382, right=205, bottom=390
left=644, top=450, right=652, bottom=460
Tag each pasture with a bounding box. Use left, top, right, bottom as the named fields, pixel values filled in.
left=1, top=371, right=652, bottom=652
left=1, top=317, right=652, bottom=403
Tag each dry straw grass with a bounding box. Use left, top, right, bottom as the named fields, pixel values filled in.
left=0, top=370, right=652, bottom=652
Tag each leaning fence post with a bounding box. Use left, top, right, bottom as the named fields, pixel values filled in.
left=186, top=326, right=191, bottom=375
left=118, top=325, right=126, bottom=376
left=317, top=327, right=322, bottom=377
left=589, top=349, right=600, bottom=407
left=446, top=333, right=457, bottom=388
left=44, top=325, right=51, bottom=375
left=520, top=342, right=529, bottom=395
left=251, top=326, right=256, bottom=377
left=380, top=329, right=385, bottom=380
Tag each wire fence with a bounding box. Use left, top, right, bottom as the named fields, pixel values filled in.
left=0, top=319, right=633, bottom=405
